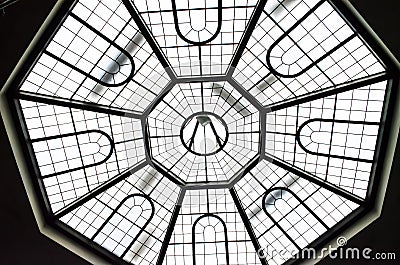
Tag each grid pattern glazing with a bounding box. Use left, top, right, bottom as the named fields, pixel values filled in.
left=20, top=0, right=170, bottom=113
left=20, top=99, right=145, bottom=212
left=163, top=189, right=262, bottom=265
left=130, top=0, right=259, bottom=76
left=147, top=81, right=260, bottom=183
left=232, top=0, right=385, bottom=106
left=8, top=0, right=396, bottom=264
left=265, top=81, right=387, bottom=198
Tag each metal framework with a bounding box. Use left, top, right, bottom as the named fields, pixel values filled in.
left=1, top=0, right=399, bottom=264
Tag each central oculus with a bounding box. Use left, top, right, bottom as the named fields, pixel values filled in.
left=180, top=112, right=229, bottom=156
left=146, top=81, right=261, bottom=185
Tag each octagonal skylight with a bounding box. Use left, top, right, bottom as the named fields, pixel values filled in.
left=147, top=81, right=260, bottom=184
left=1, top=0, right=399, bottom=264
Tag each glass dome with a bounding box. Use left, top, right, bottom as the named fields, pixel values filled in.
left=2, top=0, right=399, bottom=264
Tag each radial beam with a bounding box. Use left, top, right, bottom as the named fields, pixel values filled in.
left=264, top=154, right=365, bottom=205
left=266, top=72, right=389, bottom=112
left=259, top=108, right=267, bottom=157
left=230, top=188, right=268, bottom=265
left=54, top=161, right=147, bottom=219
left=142, top=81, right=176, bottom=117
left=122, top=0, right=175, bottom=79
left=156, top=190, right=186, bottom=265
left=228, top=78, right=264, bottom=111
left=228, top=0, right=268, bottom=73
left=330, top=0, right=400, bottom=73
left=18, top=91, right=142, bottom=119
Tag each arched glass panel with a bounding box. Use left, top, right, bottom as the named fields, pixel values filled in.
left=192, top=214, right=229, bottom=265
left=44, top=13, right=135, bottom=87
left=296, top=119, right=380, bottom=162
left=91, top=194, right=155, bottom=257
left=266, top=0, right=356, bottom=78
left=263, top=187, right=329, bottom=249
left=171, top=0, right=222, bottom=45
left=31, top=130, right=114, bottom=178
